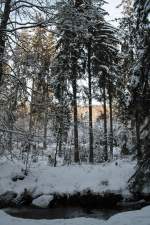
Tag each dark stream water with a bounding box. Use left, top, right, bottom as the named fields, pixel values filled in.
left=4, top=206, right=128, bottom=220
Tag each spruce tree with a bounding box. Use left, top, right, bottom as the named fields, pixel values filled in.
left=92, top=19, right=118, bottom=161
left=51, top=0, right=83, bottom=162
left=128, top=0, right=150, bottom=192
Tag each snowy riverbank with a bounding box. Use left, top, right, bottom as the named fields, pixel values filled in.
left=0, top=157, right=135, bottom=199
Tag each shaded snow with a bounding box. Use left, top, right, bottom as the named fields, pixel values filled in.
left=0, top=212, right=101, bottom=225
left=0, top=205, right=150, bottom=225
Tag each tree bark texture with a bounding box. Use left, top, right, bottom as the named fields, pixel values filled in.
left=0, top=0, right=11, bottom=83
left=72, top=76, right=79, bottom=162
left=103, top=75, right=108, bottom=161
left=109, top=88, right=113, bottom=160
left=88, top=42, right=94, bottom=163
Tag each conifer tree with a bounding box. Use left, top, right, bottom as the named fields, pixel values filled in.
left=13, top=28, right=55, bottom=149
left=92, top=19, right=118, bottom=161
left=128, top=0, right=150, bottom=192
left=51, top=0, right=82, bottom=162
left=117, top=0, right=134, bottom=123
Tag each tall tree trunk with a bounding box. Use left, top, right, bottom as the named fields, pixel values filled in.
left=8, top=84, right=19, bottom=159
left=108, top=88, right=113, bottom=160
left=29, top=78, right=35, bottom=149
left=0, top=0, right=11, bottom=84
left=43, top=84, right=48, bottom=149
left=72, top=76, right=79, bottom=162
left=43, top=109, right=48, bottom=149
left=58, top=83, right=64, bottom=157
left=7, top=113, right=13, bottom=159
left=135, top=110, right=142, bottom=162
left=58, top=127, right=63, bottom=157
left=103, top=75, right=108, bottom=161
left=88, top=42, right=94, bottom=163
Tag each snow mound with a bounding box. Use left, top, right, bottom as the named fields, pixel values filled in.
left=32, top=195, right=53, bottom=208
left=107, top=205, right=150, bottom=225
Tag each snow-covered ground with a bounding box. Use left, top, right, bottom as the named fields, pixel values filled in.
left=0, top=205, right=150, bottom=225
left=0, top=157, right=135, bottom=198
left=1, top=157, right=150, bottom=224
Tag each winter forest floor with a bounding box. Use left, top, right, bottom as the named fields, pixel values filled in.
left=0, top=156, right=150, bottom=224
left=0, top=157, right=135, bottom=198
